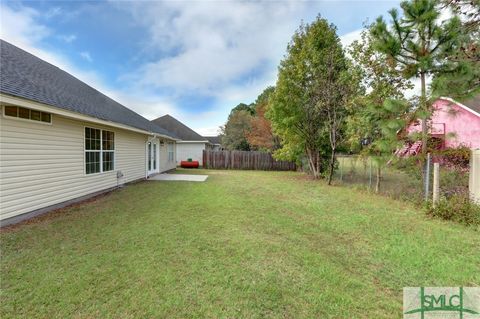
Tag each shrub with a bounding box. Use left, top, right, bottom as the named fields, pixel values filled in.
left=433, top=145, right=471, bottom=171
left=427, top=194, right=480, bottom=226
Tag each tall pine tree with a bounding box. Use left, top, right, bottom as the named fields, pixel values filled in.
left=370, top=0, right=462, bottom=154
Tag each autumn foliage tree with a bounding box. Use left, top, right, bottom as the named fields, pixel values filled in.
left=246, top=87, right=280, bottom=152
left=220, top=107, right=253, bottom=151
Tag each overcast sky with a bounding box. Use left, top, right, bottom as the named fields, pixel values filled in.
left=0, top=0, right=401, bottom=135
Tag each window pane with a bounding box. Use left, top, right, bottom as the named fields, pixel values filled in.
left=41, top=112, right=51, bottom=123
left=94, top=152, right=100, bottom=173
left=148, top=143, right=151, bottom=170
left=102, top=151, right=114, bottom=172
left=85, top=127, right=100, bottom=150
left=85, top=151, right=100, bottom=174
left=85, top=153, right=91, bottom=174
left=4, top=106, right=17, bottom=117
left=31, top=110, right=41, bottom=121
left=18, top=107, right=30, bottom=119
left=102, top=130, right=114, bottom=150
left=153, top=144, right=157, bottom=170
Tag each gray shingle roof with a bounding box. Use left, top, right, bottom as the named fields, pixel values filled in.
left=151, top=115, right=207, bottom=141
left=0, top=40, right=177, bottom=138
left=204, top=136, right=222, bottom=145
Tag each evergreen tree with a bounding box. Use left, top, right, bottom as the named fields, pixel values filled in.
left=370, top=0, right=462, bottom=154
left=433, top=0, right=480, bottom=99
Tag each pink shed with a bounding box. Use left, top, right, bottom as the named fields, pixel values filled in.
left=408, top=97, right=480, bottom=150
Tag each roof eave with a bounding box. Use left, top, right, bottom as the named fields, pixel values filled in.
left=0, top=93, right=179, bottom=139
left=176, top=140, right=210, bottom=143
left=439, top=96, right=480, bottom=118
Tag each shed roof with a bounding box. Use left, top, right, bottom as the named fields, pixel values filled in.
left=461, top=94, right=480, bottom=115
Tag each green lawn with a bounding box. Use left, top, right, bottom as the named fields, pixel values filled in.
left=1, top=169, right=479, bottom=318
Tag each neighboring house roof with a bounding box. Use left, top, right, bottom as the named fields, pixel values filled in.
left=0, top=40, right=177, bottom=138
left=151, top=115, right=208, bottom=142
left=204, top=136, right=222, bottom=145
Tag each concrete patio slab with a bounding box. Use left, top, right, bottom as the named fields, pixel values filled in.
left=149, top=174, right=208, bottom=182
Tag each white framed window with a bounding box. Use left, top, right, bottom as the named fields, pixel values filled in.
left=85, top=127, right=115, bottom=174
left=167, top=142, right=174, bottom=162
left=3, top=105, right=52, bottom=124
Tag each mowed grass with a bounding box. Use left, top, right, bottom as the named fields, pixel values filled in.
left=1, top=169, right=479, bottom=318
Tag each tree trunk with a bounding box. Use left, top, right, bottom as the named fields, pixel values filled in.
left=306, top=147, right=320, bottom=179
left=327, top=148, right=336, bottom=185
left=420, top=71, right=428, bottom=155
left=375, top=165, right=381, bottom=193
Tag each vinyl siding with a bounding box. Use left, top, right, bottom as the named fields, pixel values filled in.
left=0, top=108, right=149, bottom=220
left=176, top=143, right=206, bottom=166
left=159, top=140, right=177, bottom=171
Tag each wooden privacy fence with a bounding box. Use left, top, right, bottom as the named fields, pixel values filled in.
left=203, top=150, right=296, bottom=171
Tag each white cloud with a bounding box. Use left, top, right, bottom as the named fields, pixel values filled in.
left=80, top=51, right=92, bottom=62
left=114, top=1, right=313, bottom=132
left=44, top=7, right=62, bottom=19
left=1, top=1, right=384, bottom=135
left=59, top=34, right=77, bottom=43
left=0, top=4, right=50, bottom=48
left=340, top=29, right=363, bottom=48
left=121, top=1, right=308, bottom=96
left=0, top=3, right=180, bottom=122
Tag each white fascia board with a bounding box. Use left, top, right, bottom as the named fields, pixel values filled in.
left=176, top=140, right=209, bottom=143
left=439, top=96, right=480, bottom=118
left=152, top=133, right=180, bottom=141
left=0, top=93, right=178, bottom=139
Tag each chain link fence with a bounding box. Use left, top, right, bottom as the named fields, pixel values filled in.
left=331, top=154, right=470, bottom=204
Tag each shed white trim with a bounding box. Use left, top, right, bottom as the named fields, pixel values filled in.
left=439, top=97, right=480, bottom=118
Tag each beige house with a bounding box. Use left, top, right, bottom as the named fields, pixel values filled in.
left=0, top=40, right=179, bottom=226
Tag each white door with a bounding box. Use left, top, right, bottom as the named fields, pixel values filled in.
left=147, top=139, right=159, bottom=175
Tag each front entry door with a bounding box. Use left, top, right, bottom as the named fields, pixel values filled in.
left=147, top=139, right=159, bottom=175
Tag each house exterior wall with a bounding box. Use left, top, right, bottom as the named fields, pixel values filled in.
left=0, top=106, right=174, bottom=221
left=159, top=140, right=177, bottom=172
left=176, top=142, right=206, bottom=166
left=408, top=99, right=480, bottom=149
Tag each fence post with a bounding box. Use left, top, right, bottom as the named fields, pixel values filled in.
left=369, top=158, right=372, bottom=190
left=340, top=156, right=343, bottom=182
left=424, top=153, right=431, bottom=202
left=432, top=162, right=440, bottom=207
left=470, top=149, right=480, bottom=204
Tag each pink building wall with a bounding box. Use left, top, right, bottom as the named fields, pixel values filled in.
left=408, top=98, right=480, bottom=149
